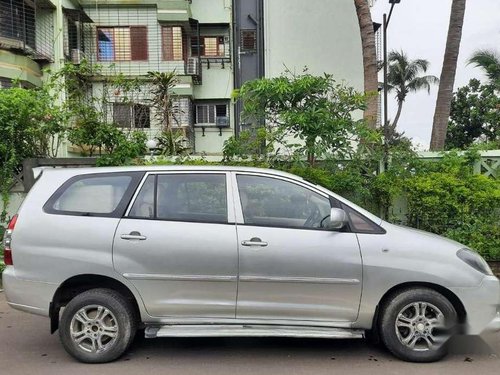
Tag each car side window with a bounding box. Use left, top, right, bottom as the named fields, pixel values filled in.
left=152, top=174, right=228, bottom=223
left=44, top=172, right=143, bottom=217
left=129, top=175, right=155, bottom=218
left=342, top=204, right=385, bottom=234
left=237, top=175, right=331, bottom=229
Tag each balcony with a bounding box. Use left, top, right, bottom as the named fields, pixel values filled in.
left=0, top=0, right=55, bottom=63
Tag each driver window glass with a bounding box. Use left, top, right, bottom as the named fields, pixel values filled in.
left=237, top=175, right=331, bottom=229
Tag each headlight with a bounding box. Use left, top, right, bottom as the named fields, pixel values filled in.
left=457, top=248, right=493, bottom=276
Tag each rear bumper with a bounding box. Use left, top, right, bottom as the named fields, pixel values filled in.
left=450, top=275, right=500, bottom=335
left=2, top=267, right=57, bottom=317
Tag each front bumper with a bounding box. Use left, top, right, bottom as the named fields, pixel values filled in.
left=450, top=275, right=500, bottom=335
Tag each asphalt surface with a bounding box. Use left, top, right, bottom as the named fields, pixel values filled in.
left=0, top=292, right=498, bottom=375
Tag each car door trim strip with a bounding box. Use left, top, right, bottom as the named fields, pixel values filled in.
left=123, top=273, right=237, bottom=282
left=239, top=276, right=360, bottom=284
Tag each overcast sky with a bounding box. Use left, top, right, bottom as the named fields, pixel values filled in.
left=371, top=0, right=500, bottom=150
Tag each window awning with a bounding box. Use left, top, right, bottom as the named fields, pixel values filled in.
left=63, top=7, right=94, bottom=23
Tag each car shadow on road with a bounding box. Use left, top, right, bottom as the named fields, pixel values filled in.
left=128, top=332, right=498, bottom=362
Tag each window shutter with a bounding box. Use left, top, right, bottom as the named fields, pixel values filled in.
left=130, top=26, right=148, bottom=60
left=191, top=36, right=205, bottom=57
left=163, top=27, right=173, bottom=60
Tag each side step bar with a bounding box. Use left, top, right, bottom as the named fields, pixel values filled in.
left=145, top=324, right=364, bottom=339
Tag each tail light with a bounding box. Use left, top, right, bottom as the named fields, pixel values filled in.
left=3, top=214, right=18, bottom=266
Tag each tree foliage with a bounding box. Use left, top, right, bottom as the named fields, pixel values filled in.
left=0, top=61, right=152, bottom=222
left=232, top=70, right=368, bottom=166
left=446, top=79, right=500, bottom=149
left=387, top=50, right=439, bottom=130
left=0, top=87, right=67, bottom=222
left=468, top=49, right=500, bottom=88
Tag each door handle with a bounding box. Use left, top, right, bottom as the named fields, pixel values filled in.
left=241, top=237, right=268, bottom=247
left=120, top=231, right=147, bottom=241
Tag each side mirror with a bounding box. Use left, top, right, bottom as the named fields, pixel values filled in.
left=328, top=208, right=348, bottom=230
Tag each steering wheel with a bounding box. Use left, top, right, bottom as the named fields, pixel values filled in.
left=319, top=214, right=331, bottom=228
left=303, top=205, right=321, bottom=228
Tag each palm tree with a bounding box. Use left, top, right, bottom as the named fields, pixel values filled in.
left=468, top=49, right=500, bottom=88
left=354, top=0, right=379, bottom=129
left=387, top=50, right=439, bottom=131
left=430, top=0, right=467, bottom=151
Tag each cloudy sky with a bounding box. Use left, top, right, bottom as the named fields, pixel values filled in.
left=371, top=0, right=500, bottom=150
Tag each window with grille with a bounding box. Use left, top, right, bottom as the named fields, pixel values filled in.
left=65, top=17, right=79, bottom=57
left=97, top=26, right=148, bottom=61
left=0, top=78, right=13, bottom=89
left=191, top=36, right=227, bottom=57
left=241, top=30, right=257, bottom=52
left=113, top=103, right=150, bottom=128
left=195, top=102, right=229, bottom=126
left=162, top=26, right=184, bottom=61
left=0, top=0, right=36, bottom=50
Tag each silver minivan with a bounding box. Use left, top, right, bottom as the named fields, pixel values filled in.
left=2, top=166, right=499, bottom=363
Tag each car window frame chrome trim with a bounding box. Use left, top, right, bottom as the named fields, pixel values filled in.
left=124, top=170, right=236, bottom=224
left=43, top=171, right=146, bottom=218
left=231, top=171, right=386, bottom=234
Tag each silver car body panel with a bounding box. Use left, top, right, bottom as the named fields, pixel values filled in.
left=2, top=166, right=499, bottom=337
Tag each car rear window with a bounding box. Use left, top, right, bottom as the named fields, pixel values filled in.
left=44, top=172, right=144, bottom=217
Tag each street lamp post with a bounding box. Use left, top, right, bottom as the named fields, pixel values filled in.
left=382, top=0, right=401, bottom=165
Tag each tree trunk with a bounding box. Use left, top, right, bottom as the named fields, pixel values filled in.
left=354, top=0, right=379, bottom=129
left=430, top=0, right=467, bottom=151
left=392, top=100, right=404, bottom=131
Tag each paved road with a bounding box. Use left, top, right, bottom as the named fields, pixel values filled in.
left=0, top=292, right=498, bottom=375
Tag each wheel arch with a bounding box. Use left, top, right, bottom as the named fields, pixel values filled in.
left=50, top=274, right=142, bottom=334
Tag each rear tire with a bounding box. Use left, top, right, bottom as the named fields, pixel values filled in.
left=379, top=287, right=457, bottom=363
left=59, top=288, right=137, bottom=363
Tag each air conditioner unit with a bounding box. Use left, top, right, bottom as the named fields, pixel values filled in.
left=71, top=49, right=85, bottom=64
left=216, top=116, right=230, bottom=128
left=186, top=57, right=199, bottom=75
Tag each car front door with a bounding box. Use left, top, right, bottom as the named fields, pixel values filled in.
left=233, top=173, right=363, bottom=323
left=113, top=171, right=238, bottom=318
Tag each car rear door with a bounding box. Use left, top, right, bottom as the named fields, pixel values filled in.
left=233, top=172, right=363, bottom=323
left=113, top=171, right=238, bottom=318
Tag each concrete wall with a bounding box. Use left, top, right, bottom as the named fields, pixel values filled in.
left=263, top=0, right=364, bottom=92
left=190, top=0, right=232, bottom=23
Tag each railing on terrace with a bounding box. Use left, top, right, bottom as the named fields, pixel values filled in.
left=81, top=5, right=205, bottom=83
left=417, top=150, right=499, bottom=179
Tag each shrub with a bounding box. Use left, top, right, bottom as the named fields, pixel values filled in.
left=402, top=152, right=500, bottom=259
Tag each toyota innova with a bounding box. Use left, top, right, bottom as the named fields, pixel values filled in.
left=2, top=166, right=499, bottom=363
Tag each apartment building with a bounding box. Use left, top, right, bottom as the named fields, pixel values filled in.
left=0, top=0, right=365, bottom=156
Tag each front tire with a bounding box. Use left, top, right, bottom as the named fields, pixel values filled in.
left=379, top=287, right=457, bottom=363
left=59, top=288, right=137, bottom=363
